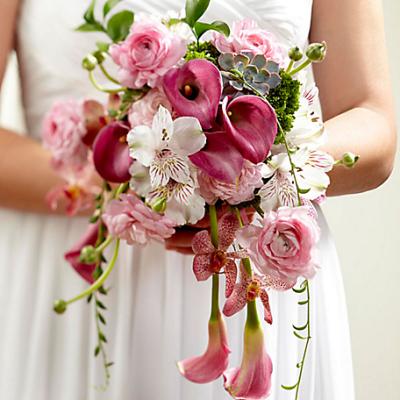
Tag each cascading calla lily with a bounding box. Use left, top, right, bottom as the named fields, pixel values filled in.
left=224, top=313, right=273, bottom=400
left=64, top=222, right=100, bottom=283
left=93, top=122, right=132, bottom=183
left=178, top=312, right=231, bottom=384
left=222, top=95, right=278, bottom=164
left=163, top=59, right=223, bottom=130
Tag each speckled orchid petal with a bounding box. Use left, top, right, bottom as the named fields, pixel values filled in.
left=178, top=312, right=230, bottom=384
left=163, top=59, right=223, bottom=130
left=190, top=131, right=244, bottom=183
left=260, top=290, right=273, bottom=325
left=223, top=280, right=248, bottom=317
left=192, top=230, right=214, bottom=255
left=193, top=254, right=214, bottom=281
left=224, top=260, right=238, bottom=298
left=93, top=122, right=132, bottom=183
left=222, top=95, right=278, bottom=164
left=218, top=214, right=240, bottom=251
left=64, top=222, right=100, bottom=283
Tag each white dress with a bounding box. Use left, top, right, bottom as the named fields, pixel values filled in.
left=0, top=0, right=355, bottom=399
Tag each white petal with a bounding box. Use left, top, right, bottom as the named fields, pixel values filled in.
left=165, top=191, right=205, bottom=225
left=149, top=153, right=191, bottom=187
left=129, top=162, right=151, bottom=197
left=152, top=105, right=174, bottom=142
left=297, top=165, right=330, bottom=200
left=128, top=125, right=159, bottom=167
left=170, top=117, right=206, bottom=156
left=262, top=153, right=291, bottom=178
left=307, top=150, right=334, bottom=172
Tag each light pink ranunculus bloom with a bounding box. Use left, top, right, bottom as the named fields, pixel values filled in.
left=212, top=19, right=285, bottom=65
left=102, top=194, right=175, bottom=245
left=110, top=19, right=186, bottom=89
left=42, top=99, right=88, bottom=170
left=237, top=207, right=320, bottom=286
left=198, top=161, right=263, bottom=205
left=128, top=88, right=172, bottom=128
left=178, top=312, right=230, bottom=384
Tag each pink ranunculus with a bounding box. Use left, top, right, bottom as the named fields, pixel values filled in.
left=42, top=99, right=88, bottom=170
left=224, top=322, right=273, bottom=400
left=212, top=19, right=285, bottom=65
left=128, top=88, right=172, bottom=128
left=110, top=18, right=186, bottom=89
left=237, top=207, right=320, bottom=285
left=102, top=193, right=175, bottom=245
left=178, top=312, right=230, bottom=384
left=198, top=161, right=263, bottom=205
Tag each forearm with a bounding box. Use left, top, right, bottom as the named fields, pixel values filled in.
left=324, top=105, right=396, bottom=196
left=0, top=127, right=63, bottom=213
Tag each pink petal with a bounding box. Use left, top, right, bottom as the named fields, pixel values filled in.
left=222, top=95, right=278, bottom=164
left=82, top=99, right=106, bottom=147
left=218, top=213, right=240, bottom=250
left=193, top=254, right=213, bottom=281
left=223, top=281, right=248, bottom=317
left=260, top=290, right=273, bottom=325
left=192, top=230, right=214, bottom=255
left=224, top=260, right=238, bottom=298
left=178, top=313, right=230, bottom=383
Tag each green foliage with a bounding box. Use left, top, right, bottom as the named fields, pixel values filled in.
left=103, top=0, right=122, bottom=17
left=106, top=10, right=134, bottom=42
left=185, top=0, right=211, bottom=26
left=185, top=41, right=220, bottom=64
left=267, top=70, right=301, bottom=134
left=194, top=20, right=230, bottom=40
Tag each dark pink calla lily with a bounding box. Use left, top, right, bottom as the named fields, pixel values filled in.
left=64, top=222, right=99, bottom=283
left=190, top=131, right=244, bottom=183
left=93, top=122, right=132, bottom=183
left=178, top=312, right=230, bottom=384
left=222, top=95, right=278, bottom=164
left=163, top=59, right=223, bottom=130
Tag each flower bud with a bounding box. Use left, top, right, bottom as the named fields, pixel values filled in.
left=151, top=197, right=167, bottom=213
left=54, top=299, right=67, bottom=314
left=342, top=152, right=360, bottom=168
left=306, top=42, right=327, bottom=63
left=82, top=54, right=98, bottom=71
left=93, top=50, right=106, bottom=64
left=288, top=46, right=303, bottom=62
left=79, top=245, right=98, bottom=264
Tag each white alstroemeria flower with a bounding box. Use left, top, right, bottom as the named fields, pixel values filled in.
left=164, top=10, right=195, bottom=43
left=129, top=162, right=151, bottom=198
left=128, top=106, right=206, bottom=188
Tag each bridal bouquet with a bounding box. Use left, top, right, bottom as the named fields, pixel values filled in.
left=43, top=0, right=358, bottom=398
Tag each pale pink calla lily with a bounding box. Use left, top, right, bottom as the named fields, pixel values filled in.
left=163, top=59, right=223, bottom=130
left=178, top=312, right=230, bottom=384
left=93, top=122, right=132, bottom=183
left=189, top=131, right=244, bottom=183
left=192, top=213, right=244, bottom=297
left=222, top=96, right=278, bottom=164
left=224, top=323, right=273, bottom=400
left=64, top=222, right=100, bottom=283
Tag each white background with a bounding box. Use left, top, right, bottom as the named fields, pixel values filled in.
left=0, top=1, right=399, bottom=399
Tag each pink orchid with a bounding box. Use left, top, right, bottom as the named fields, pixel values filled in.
left=92, top=122, right=132, bottom=183
left=224, top=323, right=273, bottom=400
left=222, top=95, right=278, bottom=164
left=163, top=59, right=223, bottom=130
left=64, top=222, right=100, bottom=283
left=192, top=213, right=245, bottom=297
left=178, top=312, right=230, bottom=384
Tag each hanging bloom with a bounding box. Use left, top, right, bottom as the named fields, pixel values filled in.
left=64, top=222, right=100, bottom=283
left=198, top=161, right=263, bottom=205
left=102, top=193, right=175, bottom=245
left=222, top=95, right=278, bottom=164
left=92, top=122, right=132, bottom=183
left=224, top=323, right=273, bottom=400
left=81, top=99, right=107, bottom=147
left=237, top=207, right=320, bottom=286
left=178, top=312, right=230, bottom=383
left=163, top=59, right=223, bottom=130
left=192, top=213, right=245, bottom=297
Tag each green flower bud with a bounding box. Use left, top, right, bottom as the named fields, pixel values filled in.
left=79, top=245, right=98, bottom=264
left=306, top=42, right=327, bottom=63
left=342, top=152, right=360, bottom=168
left=151, top=197, right=167, bottom=213
left=92, top=50, right=106, bottom=64
left=54, top=299, right=67, bottom=314
left=82, top=54, right=98, bottom=71
left=288, top=46, right=303, bottom=62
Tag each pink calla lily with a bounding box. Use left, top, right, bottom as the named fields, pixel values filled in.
left=189, top=131, right=244, bottom=183
left=224, top=322, right=273, bottom=399
left=178, top=312, right=230, bottom=384
left=163, top=59, right=223, bottom=130
left=64, top=222, right=100, bottom=283
left=222, top=95, right=278, bottom=164
left=93, top=122, right=132, bottom=183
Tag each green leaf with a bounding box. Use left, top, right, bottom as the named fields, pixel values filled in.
left=293, top=322, right=308, bottom=331
left=293, top=331, right=308, bottom=340
left=84, top=0, right=97, bottom=23
left=97, top=312, right=107, bottom=325
left=292, top=286, right=306, bottom=294
left=281, top=383, right=298, bottom=391
left=87, top=293, right=93, bottom=303
left=96, top=300, right=107, bottom=310
left=94, top=345, right=101, bottom=357
left=106, top=10, right=134, bottom=42
left=185, top=0, right=210, bottom=26
left=99, top=332, right=108, bottom=343
left=103, top=0, right=122, bottom=17
left=298, top=187, right=311, bottom=195
left=96, top=41, right=110, bottom=52
left=76, top=22, right=104, bottom=33
left=298, top=300, right=309, bottom=306
left=194, top=21, right=230, bottom=40
left=106, top=362, right=115, bottom=368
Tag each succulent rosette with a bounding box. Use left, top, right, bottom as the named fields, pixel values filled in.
left=43, top=1, right=356, bottom=399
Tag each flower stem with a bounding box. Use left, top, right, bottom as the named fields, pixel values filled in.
left=246, top=300, right=261, bottom=330
left=233, top=207, right=253, bottom=277
left=89, top=70, right=125, bottom=94
left=289, top=59, right=312, bottom=76
left=209, top=204, right=220, bottom=321
left=96, top=235, right=114, bottom=254
left=99, top=63, right=120, bottom=85
left=209, top=204, right=219, bottom=248
left=286, top=60, right=295, bottom=73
